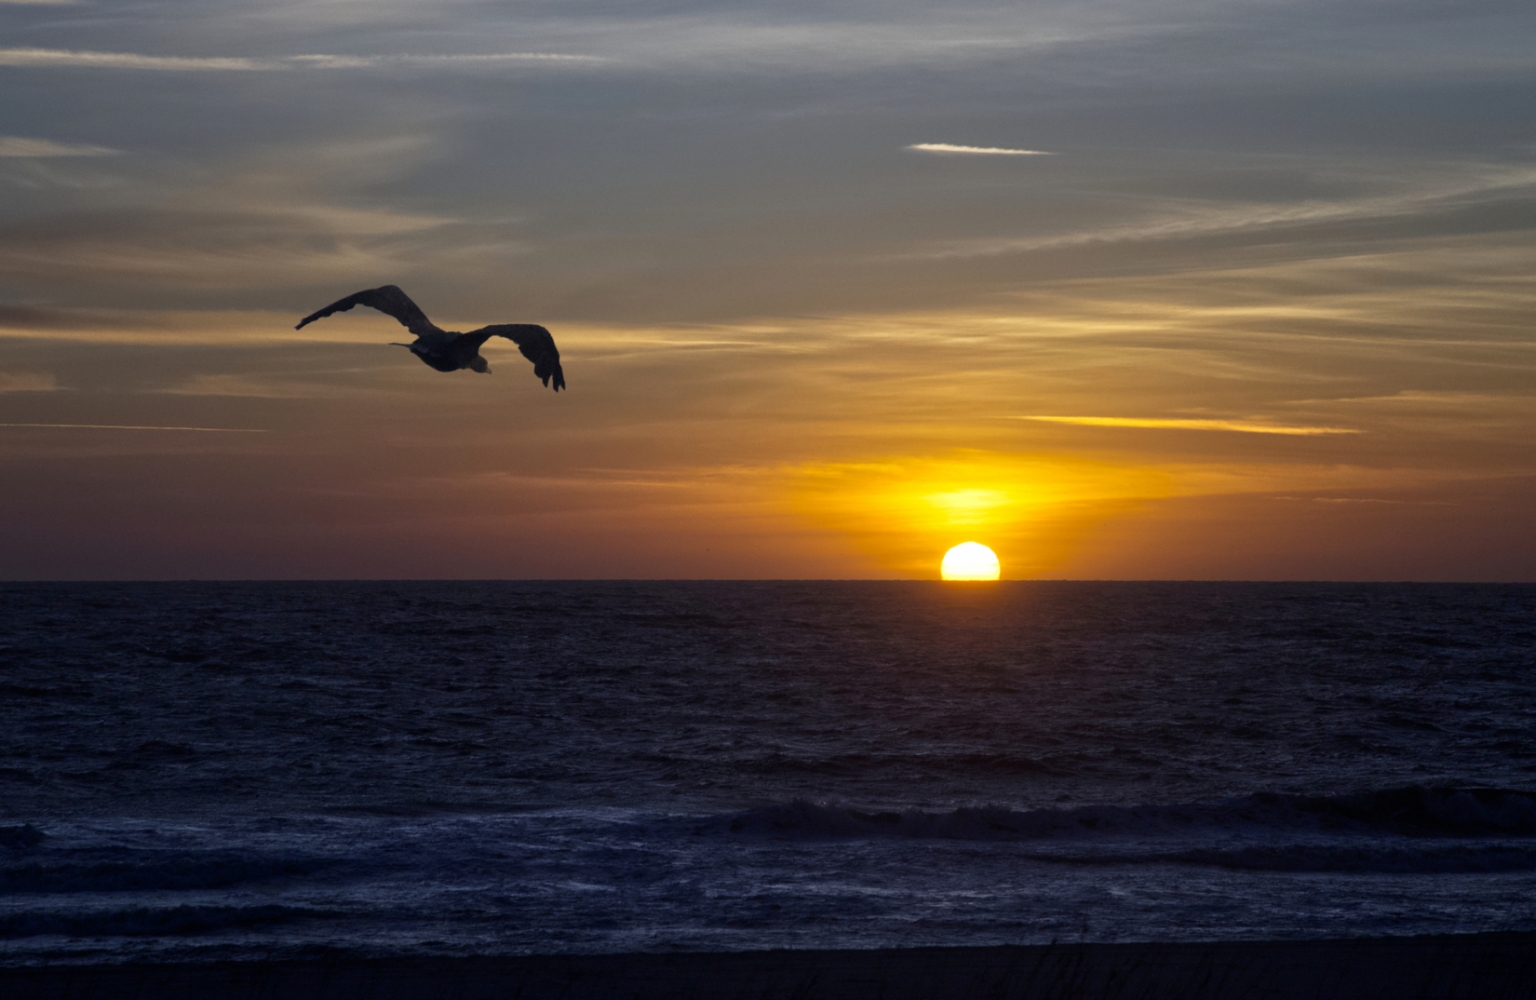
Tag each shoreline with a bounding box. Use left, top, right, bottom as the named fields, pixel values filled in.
left=4, top=931, right=1536, bottom=999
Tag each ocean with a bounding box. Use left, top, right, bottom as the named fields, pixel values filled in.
left=2, top=581, right=1534, bottom=966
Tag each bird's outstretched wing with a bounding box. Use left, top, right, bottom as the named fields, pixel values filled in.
left=468, top=324, right=566, bottom=391
left=294, top=285, right=443, bottom=338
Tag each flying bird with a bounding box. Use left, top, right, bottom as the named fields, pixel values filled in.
left=295, top=285, right=565, bottom=391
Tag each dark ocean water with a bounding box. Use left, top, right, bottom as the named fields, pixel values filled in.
left=1, top=581, right=1534, bottom=963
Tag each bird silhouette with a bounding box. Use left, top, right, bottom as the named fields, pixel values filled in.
left=295, top=285, right=564, bottom=391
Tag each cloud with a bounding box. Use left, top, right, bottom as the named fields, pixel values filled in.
left=906, top=143, right=1053, bottom=156
left=916, top=163, right=1536, bottom=259
left=1321, top=391, right=1527, bottom=407
left=0, top=308, right=416, bottom=345
left=0, top=372, right=61, bottom=392
left=0, top=48, right=602, bottom=72
left=1017, top=416, right=1360, bottom=435
left=0, top=202, right=454, bottom=292
left=0, top=49, right=267, bottom=71
left=0, top=423, right=266, bottom=432
left=351, top=53, right=602, bottom=65
left=0, top=136, right=118, bottom=158
left=0, top=304, right=203, bottom=334
left=154, top=373, right=334, bottom=398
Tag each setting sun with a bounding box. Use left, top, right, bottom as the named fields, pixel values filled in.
left=941, top=542, right=1001, bottom=581
left=788, top=453, right=1173, bottom=577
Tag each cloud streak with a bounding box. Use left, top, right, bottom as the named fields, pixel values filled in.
left=0, top=48, right=603, bottom=72
left=917, top=163, right=1536, bottom=259
left=0, top=136, right=118, bottom=158
left=0, top=423, right=267, bottom=432
left=0, top=372, right=61, bottom=392
left=154, top=373, right=337, bottom=399
left=1018, top=416, right=1360, bottom=435
left=0, top=49, right=266, bottom=71
left=907, top=143, right=1053, bottom=156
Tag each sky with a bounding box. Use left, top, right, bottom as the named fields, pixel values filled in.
left=1, top=0, right=1533, bottom=580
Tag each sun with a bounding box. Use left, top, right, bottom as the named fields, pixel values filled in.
left=941, top=542, right=1000, bottom=581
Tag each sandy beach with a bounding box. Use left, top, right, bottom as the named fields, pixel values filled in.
left=5, top=931, right=1535, bottom=1000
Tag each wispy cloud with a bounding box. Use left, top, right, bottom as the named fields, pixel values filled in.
left=918, top=164, right=1536, bottom=259
left=0, top=0, right=76, bottom=5
left=0, top=136, right=118, bottom=158
left=1320, top=391, right=1525, bottom=407
left=0, top=199, right=455, bottom=292
left=154, top=374, right=331, bottom=399
left=1018, top=416, right=1360, bottom=435
left=0, top=49, right=266, bottom=71
left=305, top=53, right=604, bottom=67
left=906, top=143, right=1053, bottom=156
left=0, top=423, right=266, bottom=432
left=0, top=48, right=603, bottom=72
left=0, top=372, right=61, bottom=392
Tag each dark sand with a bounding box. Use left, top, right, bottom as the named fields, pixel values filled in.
left=5, top=932, right=1535, bottom=999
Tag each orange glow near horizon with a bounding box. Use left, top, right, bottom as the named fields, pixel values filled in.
left=788, top=452, right=1175, bottom=577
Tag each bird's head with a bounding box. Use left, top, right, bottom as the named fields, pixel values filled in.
left=469, top=355, right=491, bottom=374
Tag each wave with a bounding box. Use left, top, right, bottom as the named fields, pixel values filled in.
left=0, top=824, right=45, bottom=849
left=732, top=750, right=1068, bottom=777
left=0, top=904, right=327, bottom=939
left=1150, top=843, right=1536, bottom=873
left=1, top=854, right=325, bottom=894
left=703, top=786, right=1536, bottom=843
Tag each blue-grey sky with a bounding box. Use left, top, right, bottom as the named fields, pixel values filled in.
left=2, top=0, right=1534, bottom=578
